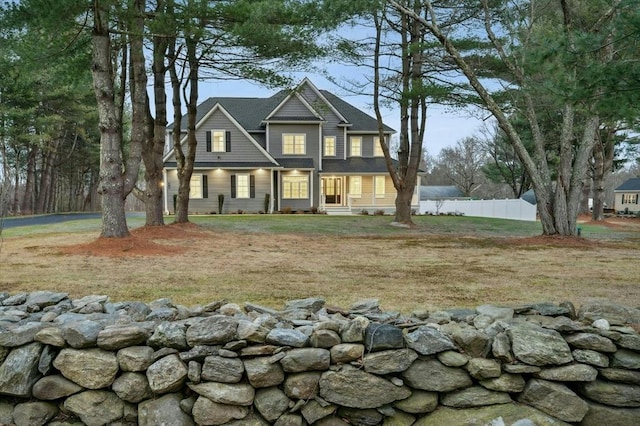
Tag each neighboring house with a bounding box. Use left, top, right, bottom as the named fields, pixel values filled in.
left=162, top=78, right=420, bottom=215
left=614, top=177, right=640, bottom=214
left=419, top=185, right=465, bottom=201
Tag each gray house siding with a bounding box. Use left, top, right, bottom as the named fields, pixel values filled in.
left=165, top=109, right=272, bottom=164
left=272, top=95, right=316, bottom=117
left=268, top=123, right=321, bottom=162
left=279, top=170, right=314, bottom=211
left=165, top=168, right=272, bottom=214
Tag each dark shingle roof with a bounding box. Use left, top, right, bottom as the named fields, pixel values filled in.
left=275, top=158, right=315, bottom=169
left=171, top=83, right=395, bottom=133
left=615, top=177, right=640, bottom=191
left=321, top=158, right=396, bottom=174
left=319, top=90, right=395, bottom=133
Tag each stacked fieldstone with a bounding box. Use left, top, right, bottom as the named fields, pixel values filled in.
left=0, top=292, right=639, bottom=425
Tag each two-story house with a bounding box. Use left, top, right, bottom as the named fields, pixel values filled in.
left=162, top=78, right=420, bottom=214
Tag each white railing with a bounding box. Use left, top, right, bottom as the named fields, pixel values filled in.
left=420, top=198, right=537, bottom=221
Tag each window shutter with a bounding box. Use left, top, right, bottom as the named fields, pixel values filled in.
left=225, top=131, right=231, bottom=152
left=250, top=175, right=255, bottom=198
left=231, top=174, right=236, bottom=198
left=206, top=131, right=211, bottom=152
left=202, top=175, right=208, bottom=198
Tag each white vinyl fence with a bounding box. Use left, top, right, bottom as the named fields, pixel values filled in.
left=420, top=199, right=537, bottom=221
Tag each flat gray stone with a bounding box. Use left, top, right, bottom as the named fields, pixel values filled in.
left=535, top=363, right=598, bottom=382
left=112, top=372, right=152, bottom=403
left=330, top=343, right=364, bottom=364
left=404, top=326, right=456, bottom=355
left=244, top=357, right=285, bottom=388
left=53, top=348, right=118, bottom=389
left=97, top=325, right=150, bottom=350
left=147, top=321, right=188, bottom=349
left=393, top=390, right=438, bottom=414
left=25, top=291, right=68, bottom=308
left=466, top=358, right=501, bottom=379
left=476, top=304, right=514, bottom=321
left=578, top=301, right=640, bottom=325
left=363, top=349, right=418, bottom=375
left=437, top=350, right=469, bottom=367
left=202, top=355, right=244, bottom=383
left=519, top=378, right=589, bottom=422
left=146, top=354, right=187, bottom=394
left=0, top=322, right=48, bottom=347
left=61, top=320, right=104, bottom=348
left=508, top=324, right=573, bottom=366
left=479, top=373, right=526, bottom=393
left=581, top=400, right=640, bottom=426
left=402, top=358, right=472, bottom=392
left=284, top=372, right=321, bottom=399
left=0, top=342, right=43, bottom=397
left=413, top=403, right=572, bottom=426
left=611, top=349, right=640, bottom=369
left=63, top=390, right=124, bottom=426
left=13, top=401, right=58, bottom=426
left=254, top=387, right=290, bottom=422
left=266, top=328, right=309, bottom=347
left=186, top=315, right=239, bottom=346
left=280, top=348, right=330, bottom=373
left=188, top=382, right=255, bottom=406
left=441, top=386, right=512, bottom=408
left=599, top=368, right=640, bottom=385
left=565, top=332, right=617, bottom=352
left=285, top=298, right=325, bottom=312
left=32, top=375, right=83, bottom=400
left=571, top=349, right=609, bottom=367
left=319, top=365, right=411, bottom=409
left=138, top=393, right=195, bottom=426
left=117, top=346, right=154, bottom=372
left=578, top=380, right=640, bottom=407
left=364, top=323, right=403, bottom=351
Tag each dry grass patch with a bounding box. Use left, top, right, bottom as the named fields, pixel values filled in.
left=1, top=217, right=639, bottom=313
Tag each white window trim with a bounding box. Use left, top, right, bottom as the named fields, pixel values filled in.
left=211, top=130, right=225, bottom=152
left=324, top=136, right=336, bottom=156
left=282, top=175, right=309, bottom=199
left=189, top=174, right=203, bottom=199
left=374, top=175, right=386, bottom=198
left=349, top=176, right=362, bottom=198
left=283, top=133, right=306, bottom=155
left=236, top=173, right=250, bottom=199
left=350, top=137, right=362, bottom=157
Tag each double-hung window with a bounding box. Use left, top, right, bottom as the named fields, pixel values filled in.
left=211, top=130, right=225, bottom=152
left=349, top=176, right=362, bottom=198
left=374, top=136, right=385, bottom=157
left=235, top=174, right=250, bottom=199
left=283, top=176, right=308, bottom=199
left=283, top=134, right=306, bottom=155
left=324, top=136, right=336, bottom=156
left=374, top=176, right=386, bottom=198
left=189, top=174, right=207, bottom=199
left=622, top=193, right=639, bottom=204
left=350, top=137, right=362, bottom=157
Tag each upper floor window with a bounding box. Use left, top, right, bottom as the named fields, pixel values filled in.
left=374, top=136, right=385, bottom=157
left=324, top=136, right=336, bottom=156
left=206, top=130, right=230, bottom=152
left=350, top=137, right=362, bottom=157
left=622, top=193, right=639, bottom=204
left=283, top=134, right=306, bottom=155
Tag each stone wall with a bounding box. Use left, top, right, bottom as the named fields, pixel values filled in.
left=1, top=292, right=639, bottom=426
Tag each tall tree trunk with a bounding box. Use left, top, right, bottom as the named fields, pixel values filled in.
left=36, top=138, right=60, bottom=214
left=21, top=144, right=37, bottom=215
left=141, top=0, right=168, bottom=226
left=92, top=1, right=129, bottom=237
left=174, top=36, right=199, bottom=224
left=591, top=126, right=615, bottom=221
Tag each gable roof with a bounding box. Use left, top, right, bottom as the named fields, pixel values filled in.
left=170, top=79, right=395, bottom=134
left=615, top=177, right=640, bottom=191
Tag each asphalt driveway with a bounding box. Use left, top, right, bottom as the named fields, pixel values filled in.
left=1, top=212, right=143, bottom=229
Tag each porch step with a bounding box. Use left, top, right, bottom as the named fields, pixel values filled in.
left=323, top=206, right=353, bottom=216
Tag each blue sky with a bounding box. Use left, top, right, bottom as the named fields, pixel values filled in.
left=196, top=72, right=487, bottom=157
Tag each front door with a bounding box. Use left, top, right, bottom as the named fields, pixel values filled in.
left=322, top=177, right=342, bottom=204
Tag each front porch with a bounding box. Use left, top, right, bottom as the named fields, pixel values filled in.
left=319, top=175, right=399, bottom=215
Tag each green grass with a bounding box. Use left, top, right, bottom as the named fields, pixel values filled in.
left=2, top=212, right=637, bottom=242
